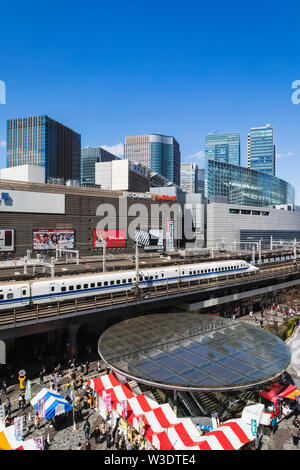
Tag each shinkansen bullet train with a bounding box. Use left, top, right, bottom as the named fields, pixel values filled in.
left=0, top=259, right=259, bottom=312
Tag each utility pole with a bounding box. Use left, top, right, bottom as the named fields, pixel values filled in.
left=252, top=245, right=255, bottom=265
left=258, top=240, right=262, bottom=265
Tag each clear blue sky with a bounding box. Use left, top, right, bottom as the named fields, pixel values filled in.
left=1, top=0, right=300, bottom=199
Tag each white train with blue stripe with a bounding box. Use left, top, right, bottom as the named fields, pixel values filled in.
left=0, top=259, right=258, bottom=312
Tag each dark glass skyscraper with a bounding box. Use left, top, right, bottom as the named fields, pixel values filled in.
left=80, top=146, right=120, bottom=185
left=125, top=134, right=181, bottom=186
left=247, top=124, right=276, bottom=176
left=6, top=115, right=81, bottom=180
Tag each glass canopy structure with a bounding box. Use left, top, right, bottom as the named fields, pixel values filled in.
left=99, top=313, right=291, bottom=392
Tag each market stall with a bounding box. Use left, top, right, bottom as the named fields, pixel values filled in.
left=31, top=388, right=73, bottom=420
left=0, top=424, right=40, bottom=450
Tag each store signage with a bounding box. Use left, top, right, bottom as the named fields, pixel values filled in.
left=125, top=192, right=152, bottom=200
left=154, top=194, right=176, bottom=201
left=93, top=230, right=126, bottom=248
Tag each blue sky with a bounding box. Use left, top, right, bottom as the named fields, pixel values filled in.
left=1, top=1, right=300, bottom=199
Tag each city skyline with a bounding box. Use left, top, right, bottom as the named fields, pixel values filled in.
left=0, top=1, right=300, bottom=198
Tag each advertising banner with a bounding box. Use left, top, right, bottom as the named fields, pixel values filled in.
left=0, top=229, right=14, bottom=252
left=25, top=380, right=31, bottom=403
left=120, top=399, right=127, bottom=419
left=37, top=398, right=45, bottom=418
left=34, top=436, right=44, bottom=450
left=144, top=229, right=164, bottom=251
left=135, top=229, right=164, bottom=250
left=33, top=230, right=74, bottom=250
left=14, top=416, right=24, bottom=441
left=93, top=230, right=126, bottom=248
left=0, top=405, right=5, bottom=429
left=102, top=391, right=112, bottom=413
left=166, top=220, right=174, bottom=251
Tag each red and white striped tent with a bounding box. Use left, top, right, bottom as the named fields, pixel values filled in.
left=88, top=373, right=255, bottom=450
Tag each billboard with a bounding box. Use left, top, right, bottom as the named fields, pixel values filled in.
left=0, top=229, right=14, bottom=252
left=93, top=230, right=126, bottom=248
left=166, top=221, right=174, bottom=251
left=33, top=230, right=75, bottom=250
left=135, top=229, right=164, bottom=251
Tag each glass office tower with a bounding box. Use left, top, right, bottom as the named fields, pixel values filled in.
left=80, top=146, right=120, bottom=185
left=125, top=134, right=181, bottom=186
left=207, top=160, right=295, bottom=207
left=247, top=124, right=276, bottom=176
left=205, top=133, right=240, bottom=196
left=180, top=163, right=198, bottom=193
left=7, top=115, right=81, bottom=180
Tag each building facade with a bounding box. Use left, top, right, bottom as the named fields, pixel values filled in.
left=180, top=163, right=198, bottom=194
left=124, top=134, right=181, bottom=186
left=205, top=132, right=240, bottom=196
left=7, top=115, right=81, bottom=181
left=207, top=159, right=295, bottom=207
left=247, top=124, right=276, bottom=176
left=95, top=159, right=150, bottom=192
left=207, top=202, right=300, bottom=248
left=80, top=146, right=120, bottom=185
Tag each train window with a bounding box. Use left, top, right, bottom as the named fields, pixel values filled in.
left=149, top=276, right=153, bottom=280
left=69, top=286, right=74, bottom=291
left=61, top=287, right=66, bottom=292
left=84, top=284, right=89, bottom=289
left=162, top=273, right=165, bottom=277
left=77, top=285, right=81, bottom=289
left=208, top=269, right=210, bottom=273
left=193, top=271, right=196, bottom=275
left=0, top=295, right=3, bottom=300
left=189, top=271, right=192, bottom=275
left=23, top=290, right=26, bottom=295
left=51, top=286, right=55, bottom=292
left=128, top=278, right=132, bottom=283
left=90, top=283, right=95, bottom=288
left=155, top=275, right=158, bottom=279
left=122, top=279, right=126, bottom=284
left=110, top=281, right=114, bottom=285
left=97, top=282, right=102, bottom=287
left=116, top=280, right=121, bottom=284
left=197, top=270, right=200, bottom=274
left=205, top=269, right=207, bottom=273
left=133, top=278, right=136, bottom=282
left=7, top=293, right=14, bottom=299
left=104, top=281, right=108, bottom=286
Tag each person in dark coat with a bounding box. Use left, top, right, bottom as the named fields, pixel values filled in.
left=92, top=426, right=101, bottom=446
left=106, top=427, right=112, bottom=449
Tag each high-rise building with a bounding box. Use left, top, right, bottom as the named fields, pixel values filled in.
left=180, top=163, right=198, bottom=193
left=124, top=134, right=181, bottom=186
left=81, top=146, right=120, bottom=185
left=205, top=132, right=240, bottom=196
left=6, top=115, right=81, bottom=180
left=197, top=168, right=205, bottom=197
left=247, top=124, right=276, bottom=175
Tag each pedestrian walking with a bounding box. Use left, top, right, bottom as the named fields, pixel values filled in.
left=92, top=426, right=101, bottom=446
left=291, top=417, right=300, bottom=447
left=34, top=414, right=40, bottom=429
left=85, top=441, right=91, bottom=450
left=85, top=361, right=89, bottom=376
left=83, top=419, right=90, bottom=440
left=97, top=360, right=101, bottom=373
left=271, top=415, right=277, bottom=435
left=106, top=427, right=112, bottom=449
left=5, top=398, right=11, bottom=415
left=77, top=442, right=83, bottom=450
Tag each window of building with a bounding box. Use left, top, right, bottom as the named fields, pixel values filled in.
left=252, top=211, right=261, bottom=215
left=241, top=210, right=251, bottom=215
left=229, top=209, right=240, bottom=214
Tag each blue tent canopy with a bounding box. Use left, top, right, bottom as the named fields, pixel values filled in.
left=31, top=388, right=73, bottom=420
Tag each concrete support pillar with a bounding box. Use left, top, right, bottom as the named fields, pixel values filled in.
left=67, top=324, right=80, bottom=359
